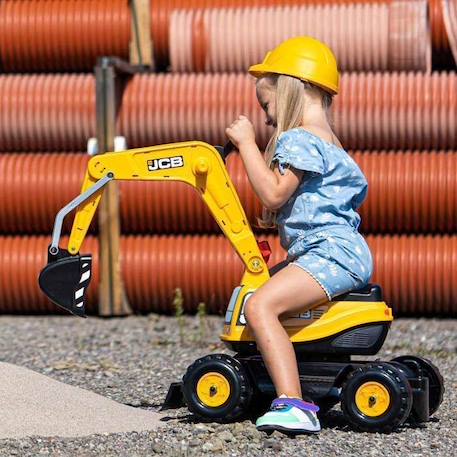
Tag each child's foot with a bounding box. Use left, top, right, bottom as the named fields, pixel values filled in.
left=256, top=397, right=321, bottom=435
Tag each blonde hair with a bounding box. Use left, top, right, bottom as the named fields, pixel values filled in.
left=255, top=73, right=333, bottom=229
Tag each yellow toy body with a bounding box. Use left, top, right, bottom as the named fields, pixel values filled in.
left=38, top=141, right=442, bottom=433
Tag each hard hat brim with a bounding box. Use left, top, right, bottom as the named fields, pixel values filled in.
left=248, top=63, right=338, bottom=95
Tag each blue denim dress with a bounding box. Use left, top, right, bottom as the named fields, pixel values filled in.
left=271, top=128, right=373, bottom=300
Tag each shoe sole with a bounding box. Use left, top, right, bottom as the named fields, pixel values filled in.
left=257, top=424, right=320, bottom=436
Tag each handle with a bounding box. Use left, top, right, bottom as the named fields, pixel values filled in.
left=214, top=141, right=236, bottom=162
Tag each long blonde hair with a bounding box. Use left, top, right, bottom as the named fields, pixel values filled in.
left=255, top=73, right=333, bottom=229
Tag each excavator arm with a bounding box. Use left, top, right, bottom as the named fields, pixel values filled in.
left=39, top=141, right=271, bottom=316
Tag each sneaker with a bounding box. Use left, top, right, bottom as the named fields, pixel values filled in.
left=256, top=397, right=321, bottom=434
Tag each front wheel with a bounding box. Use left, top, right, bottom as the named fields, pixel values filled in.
left=182, top=354, right=252, bottom=422
left=341, top=362, right=413, bottom=433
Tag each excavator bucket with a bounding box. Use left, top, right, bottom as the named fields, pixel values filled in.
left=38, top=246, right=92, bottom=317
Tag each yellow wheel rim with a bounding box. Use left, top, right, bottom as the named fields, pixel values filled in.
left=196, top=372, right=231, bottom=407
left=355, top=381, right=391, bottom=417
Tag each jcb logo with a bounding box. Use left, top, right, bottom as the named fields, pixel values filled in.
left=147, top=156, right=184, bottom=171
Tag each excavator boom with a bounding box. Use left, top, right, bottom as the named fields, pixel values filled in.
left=39, top=141, right=270, bottom=316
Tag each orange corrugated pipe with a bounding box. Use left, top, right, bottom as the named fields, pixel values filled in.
left=115, top=71, right=457, bottom=151
left=2, top=151, right=457, bottom=234
left=150, top=0, right=393, bottom=68
left=351, top=150, right=457, bottom=233
left=1, top=72, right=456, bottom=152
left=0, top=0, right=453, bottom=72
left=0, top=74, right=95, bottom=151
left=0, top=0, right=130, bottom=72
left=365, top=234, right=457, bottom=315
left=0, top=152, right=258, bottom=234
left=0, top=0, right=391, bottom=72
left=0, top=153, right=96, bottom=234
left=157, top=0, right=454, bottom=69
left=1, top=235, right=456, bottom=315
left=334, top=72, right=457, bottom=150
left=0, top=153, right=246, bottom=234
left=170, top=2, right=431, bottom=72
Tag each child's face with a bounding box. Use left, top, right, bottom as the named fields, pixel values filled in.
left=256, top=79, right=277, bottom=128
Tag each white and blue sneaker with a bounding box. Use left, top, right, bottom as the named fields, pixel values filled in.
left=256, top=397, right=321, bottom=435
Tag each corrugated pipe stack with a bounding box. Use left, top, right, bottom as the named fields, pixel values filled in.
left=3, top=151, right=457, bottom=235
left=2, top=235, right=456, bottom=315
left=1, top=1, right=456, bottom=72
left=1, top=72, right=456, bottom=151
left=0, top=1, right=457, bottom=316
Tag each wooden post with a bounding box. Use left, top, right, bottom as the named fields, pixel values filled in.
left=95, top=59, right=131, bottom=316
left=129, top=0, right=154, bottom=68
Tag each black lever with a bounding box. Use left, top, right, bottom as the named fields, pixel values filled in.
left=214, top=141, right=236, bottom=162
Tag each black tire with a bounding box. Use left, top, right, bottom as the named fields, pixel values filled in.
left=391, top=355, right=445, bottom=417
left=182, top=353, right=252, bottom=422
left=341, top=362, right=413, bottom=433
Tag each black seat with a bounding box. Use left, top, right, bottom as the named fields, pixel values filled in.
left=269, top=261, right=383, bottom=302
left=333, top=283, right=383, bottom=302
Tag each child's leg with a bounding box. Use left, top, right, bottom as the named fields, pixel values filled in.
left=244, top=263, right=329, bottom=398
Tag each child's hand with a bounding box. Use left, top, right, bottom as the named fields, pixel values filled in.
left=225, top=115, right=256, bottom=149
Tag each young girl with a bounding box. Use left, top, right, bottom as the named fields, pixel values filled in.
left=225, top=36, right=373, bottom=434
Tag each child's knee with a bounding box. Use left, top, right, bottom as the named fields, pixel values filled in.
left=244, top=295, right=277, bottom=325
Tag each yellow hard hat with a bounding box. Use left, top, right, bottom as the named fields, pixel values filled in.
left=248, top=36, right=339, bottom=95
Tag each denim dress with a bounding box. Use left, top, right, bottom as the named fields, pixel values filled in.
left=271, top=127, right=374, bottom=300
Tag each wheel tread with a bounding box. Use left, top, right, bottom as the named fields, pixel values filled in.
left=182, top=353, right=252, bottom=422
left=341, top=362, right=413, bottom=433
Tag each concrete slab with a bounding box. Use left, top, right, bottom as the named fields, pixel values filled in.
left=0, top=362, right=163, bottom=439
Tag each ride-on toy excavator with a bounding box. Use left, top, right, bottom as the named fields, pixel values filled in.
left=39, top=141, right=444, bottom=433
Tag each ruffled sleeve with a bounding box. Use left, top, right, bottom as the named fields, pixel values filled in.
left=352, top=179, right=368, bottom=210
left=272, top=129, right=325, bottom=177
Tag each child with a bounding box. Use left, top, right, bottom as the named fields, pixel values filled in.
left=225, top=36, right=373, bottom=435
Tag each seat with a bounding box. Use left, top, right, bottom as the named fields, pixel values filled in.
left=269, top=260, right=383, bottom=302
left=333, top=283, right=383, bottom=302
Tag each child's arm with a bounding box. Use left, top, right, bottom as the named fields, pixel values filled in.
left=238, top=141, right=303, bottom=210
left=226, top=115, right=303, bottom=210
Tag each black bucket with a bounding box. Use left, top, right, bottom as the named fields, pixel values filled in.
left=38, top=246, right=92, bottom=317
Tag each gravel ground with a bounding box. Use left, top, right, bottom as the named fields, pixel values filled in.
left=0, top=314, right=455, bottom=457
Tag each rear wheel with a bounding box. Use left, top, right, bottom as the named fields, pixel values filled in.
left=391, top=355, right=444, bottom=417
left=341, top=362, right=413, bottom=433
left=182, top=354, right=252, bottom=422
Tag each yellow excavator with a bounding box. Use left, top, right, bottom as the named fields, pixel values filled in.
left=38, top=141, right=444, bottom=432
